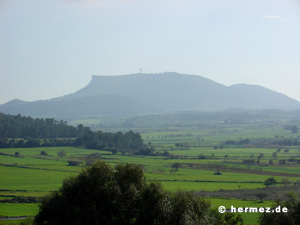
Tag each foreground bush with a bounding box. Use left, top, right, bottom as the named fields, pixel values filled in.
left=34, top=160, right=243, bottom=225
left=258, top=192, right=300, bottom=225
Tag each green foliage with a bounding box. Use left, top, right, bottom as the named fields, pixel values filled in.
left=264, top=177, right=277, bottom=187
left=258, top=192, right=300, bottom=225
left=40, top=151, right=47, bottom=156
left=198, top=153, right=206, bottom=159
left=34, top=160, right=223, bottom=225
left=0, top=113, right=90, bottom=139
left=18, top=217, right=34, bottom=225
left=82, top=130, right=144, bottom=153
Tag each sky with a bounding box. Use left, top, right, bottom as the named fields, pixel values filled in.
left=0, top=0, right=300, bottom=104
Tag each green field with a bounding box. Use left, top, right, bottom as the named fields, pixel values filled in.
left=1, top=123, right=300, bottom=224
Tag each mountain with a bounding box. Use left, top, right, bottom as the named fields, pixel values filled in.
left=0, top=95, right=157, bottom=117
left=1, top=72, right=300, bottom=117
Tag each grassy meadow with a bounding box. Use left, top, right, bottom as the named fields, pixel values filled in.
left=1, top=122, right=300, bottom=224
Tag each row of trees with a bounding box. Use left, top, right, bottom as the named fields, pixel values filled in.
left=80, top=130, right=144, bottom=153
left=225, top=138, right=250, bottom=145
left=226, top=137, right=300, bottom=147
left=0, top=130, right=144, bottom=153
left=0, top=137, right=80, bottom=148
left=0, top=113, right=90, bottom=138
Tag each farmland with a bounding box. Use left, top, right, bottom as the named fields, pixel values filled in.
left=1, top=119, right=300, bottom=225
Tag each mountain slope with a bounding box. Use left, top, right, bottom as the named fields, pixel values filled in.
left=0, top=95, right=159, bottom=117
left=1, top=72, right=300, bottom=117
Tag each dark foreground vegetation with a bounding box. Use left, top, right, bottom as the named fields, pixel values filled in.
left=34, top=160, right=243, bottom=225
left=258, top=191, right=300, bottom=225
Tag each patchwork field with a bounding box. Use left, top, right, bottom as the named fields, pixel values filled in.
left=1, top=124, right=300, bottom=224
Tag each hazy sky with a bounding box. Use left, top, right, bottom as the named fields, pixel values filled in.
left=1, top=0, right=300, bottom=104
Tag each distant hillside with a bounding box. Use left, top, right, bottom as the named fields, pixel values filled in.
left=1, top=72, right=300, bottom=117
left=0, top=95, right=157, bottom=117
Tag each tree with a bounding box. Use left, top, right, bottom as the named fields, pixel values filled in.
left=279, top=159, right=286, bottom=165
left=291, top=125, right=298, bottom=134
left=281, top=177, right=292, bottom=186
left=163, top=151, right=170, bottom=157
left=111, top=149, right=118, bottom=155
left=265, top=177, right=277, bottom=187
left=198, top=153, right=206, bottom=159
left=171, top=162, right=181, bottom=171
left=256, top=192, right=267, bottom=203
left=34, top=160, right=239, bottom=225
left=57, top=150, right=66, bottom=158
left=40, top=151, right=48, bottom=156
left=15, top=152, right=20, bottom=156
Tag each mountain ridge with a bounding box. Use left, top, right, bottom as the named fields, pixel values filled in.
left=1, top=72, right=300, bottom=117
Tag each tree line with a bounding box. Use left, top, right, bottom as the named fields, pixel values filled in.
left=0, top=130, right=144, bottom=152
left=0, top=113, right=90, bottom=138
left=0, top=113, right=144, bottom=152
left=0, top=137, right=82, bottom=148
left=79, top=130, right=144, bottom=153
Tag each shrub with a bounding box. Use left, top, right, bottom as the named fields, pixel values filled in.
left=19, top=217, right=34, bottom=225
left=40, top=151, right=48, bottom=156
left=279, top=159, right=286, bottom=165
left=68, top=161, right=79, bottom=166
left=198, top=153, right=206, bottom=159
left=213, top=170, right=222, bottom=175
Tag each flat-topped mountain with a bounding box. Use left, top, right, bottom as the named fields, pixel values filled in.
left=1, top=72, right=300, bottom=117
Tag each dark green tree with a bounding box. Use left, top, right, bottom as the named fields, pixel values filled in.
left=57, top=150, right=66, bottom=158
left=265, top=177, right=277, bottom=187
left=35, top=160, right=240, bottom=225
